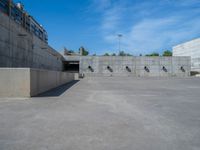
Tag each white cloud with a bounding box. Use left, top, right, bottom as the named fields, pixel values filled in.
left=91, top=0, right=112, bottom=11
left=101, top=6, right=122, bottom=30
left=175, top=0, right=200, bottom=6
left=90, top=0, right=200, bottom=54
left=104, top=16, right=200, bottom=54
left=90, top=0, right=125, bottom=32
left=124, top=18, right=179, bottom=53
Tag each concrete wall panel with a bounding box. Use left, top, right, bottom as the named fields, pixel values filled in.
left=0, top=68, right=74, bottom=97
left=159, top=57, right=172, bottom=77
left=80, top=56, right=190, bottom=77
left=0, top=68, right=30, bottom=97
left=30, top=69, right=74, bottom=96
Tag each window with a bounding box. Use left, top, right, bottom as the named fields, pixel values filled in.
left=0, top=0, right=9, bottom=14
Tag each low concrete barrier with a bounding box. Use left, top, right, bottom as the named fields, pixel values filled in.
left=0, top=68, right=31, bottom=97
left=0, top=68, right=74, bottom=97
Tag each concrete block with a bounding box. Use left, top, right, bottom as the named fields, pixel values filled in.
left=0, top=68, right=30, bottom=97
left=30, top=69, right=74, bottom=96
left=0, top=25, right=9, bottom=43
left=0, top=68, right=75, bottom=97
left=0, top=40, right=10, bottom=57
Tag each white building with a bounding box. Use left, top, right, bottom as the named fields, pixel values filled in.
left=173, top=38, right=200, bottom=72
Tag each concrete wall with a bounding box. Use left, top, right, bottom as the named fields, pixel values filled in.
left=173, top=38, right=200, bottom=72
left=0, top=12, right=63, bottom=71
left=79, top=56, right=191, bottom=77
left=0, top=68, right=31, bottom=97
left=30, top=69, right=74, bottom=96
left=0, top=68, right=74, bottom=97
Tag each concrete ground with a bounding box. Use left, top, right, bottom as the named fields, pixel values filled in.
left=0, top=77, right=200, bottom=150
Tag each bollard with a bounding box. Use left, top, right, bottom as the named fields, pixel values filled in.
left=79, top=73, right=85, bottom=78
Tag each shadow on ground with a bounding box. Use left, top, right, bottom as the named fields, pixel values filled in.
left=35, top=80, right=79, bottom=97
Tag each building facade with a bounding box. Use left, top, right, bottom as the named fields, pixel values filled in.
left=0, top=0, right=63, bottom=71
left=173, top=38, right=200, bottom=72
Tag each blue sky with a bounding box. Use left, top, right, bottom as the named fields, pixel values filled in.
left=17, top=0, right=200, bottom=55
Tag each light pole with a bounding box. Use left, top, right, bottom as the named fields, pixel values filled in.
left=117, top=34, right=123, bottom=53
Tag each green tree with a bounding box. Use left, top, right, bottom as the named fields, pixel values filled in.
left=118, top=51, right=133, bottom=56
left=103, top=53, right=110, bottom=56
left=163, top=50, right=172, bottom=56
left=63, top=47, right=76, bottom=55
left=79, top=46, right=89, bottom=56
left=146, top=52, right=159, bottom=56
left=68, top=50, right=75, bottom=53
left=112, top=53, right=116, bottom=56
left=118, top=51, right=126, bottom=56
left=126, top=53, right=132, bottom=56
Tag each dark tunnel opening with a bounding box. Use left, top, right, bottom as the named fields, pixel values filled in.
left=63, top=61, right=79, bottom=73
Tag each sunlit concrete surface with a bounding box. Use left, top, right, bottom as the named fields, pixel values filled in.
left=173, top=38, right=200, bottom=72
left=0, top=77, right=200, bottom=150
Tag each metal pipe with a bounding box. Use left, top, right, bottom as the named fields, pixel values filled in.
left=180, top=66, right=185, bottom=72
left=126, top=66, right=131, bottom=72
left=144, top=66, right=150, bottom=72
left=88, top=66, right=94, bottom=72
left=162, top=66, right=167, bottom=72
left=107, top=66, right=113, bottom=72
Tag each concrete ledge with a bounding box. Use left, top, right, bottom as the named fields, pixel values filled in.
left=0, top=68, right=75, bottom=97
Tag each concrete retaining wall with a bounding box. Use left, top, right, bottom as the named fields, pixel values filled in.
left=0, top=68, right=74, bottom=97
left=30, top=69, right=74, bottom=96
left=80, top=56, right=191, bottom=77
left=0, top=68, right=31, bottom=97
left=0, top=12, right=63, bottom=71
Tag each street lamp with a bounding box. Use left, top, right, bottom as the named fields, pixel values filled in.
left=117, top=34, right=123, bottom=53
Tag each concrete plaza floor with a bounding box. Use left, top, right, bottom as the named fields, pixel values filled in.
left=0, top=77, right=200, bottom=150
